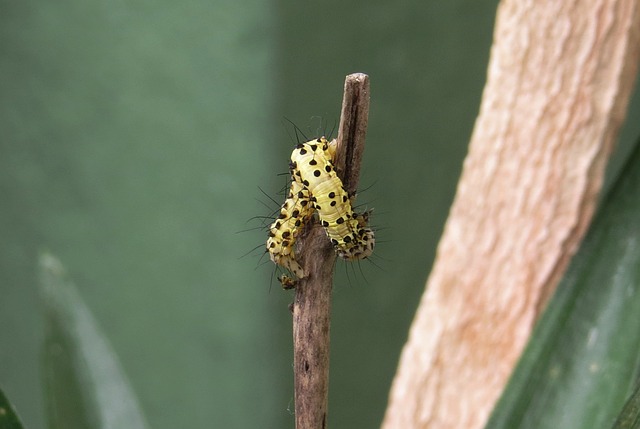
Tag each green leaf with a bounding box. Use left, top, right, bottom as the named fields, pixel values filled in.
left=39, top=253, right=149, bottom=429
left=611, top=380, right=640, bottom=429
left=0, top=388, right=25, bottom=429
left=484, top=140, right=640, bottom=429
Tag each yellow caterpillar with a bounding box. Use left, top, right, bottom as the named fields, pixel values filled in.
left=266, top=137, right=374, bottom=280
left=290, top=137, right=375, bottom=261
left=266, top=178, right=313, bottom=278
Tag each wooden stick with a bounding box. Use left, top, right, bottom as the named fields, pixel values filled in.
left=335, top=73, right=371, bottom=195
left=382, top=1, right=640, bottom=428
left=292, top=73, right=370, bottom=429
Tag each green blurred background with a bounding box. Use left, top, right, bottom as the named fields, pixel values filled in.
left=2, top=0, right=640, bottom=428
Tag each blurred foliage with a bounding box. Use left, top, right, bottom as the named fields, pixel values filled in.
left=40, top=252, right=148, bottom=429
left=611, top=380, right=640, bottom=429
left=0, top=388, right=25, bottom=429
left=2, top=0, right=640, bottom=428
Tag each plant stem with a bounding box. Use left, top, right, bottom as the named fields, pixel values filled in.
left=292, top=73, right=370, bottom=429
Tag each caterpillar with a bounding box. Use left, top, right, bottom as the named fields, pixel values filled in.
left=290, top=137, right=375, bottom=261
left=266, top=136, right=375, bottom=281
left=266, top=178, right=313, bottom=279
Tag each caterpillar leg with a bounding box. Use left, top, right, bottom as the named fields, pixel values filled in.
left=278, top=275, right=298, bottom=290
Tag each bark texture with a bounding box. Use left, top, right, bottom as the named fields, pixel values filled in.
left=382, top=1, right=640, bottom=428
left=293, top=74, right=369, bottom=429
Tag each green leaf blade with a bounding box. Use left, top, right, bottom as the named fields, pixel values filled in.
left=0, top=388, right=26, bottom=429
left=611, top=381, right=640, bottom=429
left=40, top=253, right=149, bottom=429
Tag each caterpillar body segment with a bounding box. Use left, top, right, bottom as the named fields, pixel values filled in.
left=266, top=179, right=313, bottom=279
left=335, top=211, right=375, bottom=261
